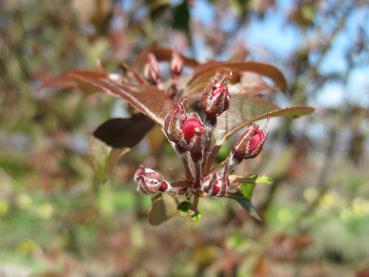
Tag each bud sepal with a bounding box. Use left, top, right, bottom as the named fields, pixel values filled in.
left=134, top=165, right=174, bottom=195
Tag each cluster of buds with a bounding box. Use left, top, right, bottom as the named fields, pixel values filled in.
left=134, top=65, right=268, bottom=214
left=143, top=53, right=161, bottom=85
left=201, top=166, right=230, bottom=197
left=143, top=51, right=185, bottom=99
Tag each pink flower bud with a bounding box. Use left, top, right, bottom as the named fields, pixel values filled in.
left=201, top=167, right=229, bottom=197
left=200, top=76, right=231, bottom=119
left=179, top=113, right=207, bottom=154
left=143, top=53, right=160, bottom=84
left=164, top=99, right=208, bottom=154
left=232, top=124, right=267, bottom=162
left=170, top=51, right=184, bottom=78
left=134, top=165, right=172, bottom=195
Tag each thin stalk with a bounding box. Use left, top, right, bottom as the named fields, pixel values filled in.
left=204, top=144, right=221, bottom=174
left=179, top=152, right=193, bottom=180
left=191, top=194, right=200, bottom=211
left=202, top=116, right=217, bottom=175
left=194, top=161, right=202, bottom=187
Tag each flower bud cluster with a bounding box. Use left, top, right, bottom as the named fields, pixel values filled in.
left=143, top=53, right=161, bottom=85
left=201, top=166, right=230, bottom=197
left=134, top=68, right=268, bottom=203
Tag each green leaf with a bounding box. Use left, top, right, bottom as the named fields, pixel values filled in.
left=172, top=1, right=190, bottom=32
left=189, top=245, right=218, bottom=265
left=235, top=198, right=261, bottom=221
left=148, top=193, right=177, bottom=226
left=240, top=182, right=256, bottom=200
left=216, top=142, right=232, bottom=162
left=88, top=136, right=130, bottom=184
left=255, top=175, right=273, bottom=185
left=190, top=210, right=202, bottom=222
left=177, top=201, right=192, bottom=217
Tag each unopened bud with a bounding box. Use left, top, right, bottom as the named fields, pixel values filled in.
left=170, top=51, right=184, bottom=78
left=164, top=99, right=188, bottom=144
left=201, top=167, right=229, bottom=197
left=232, top=124, right=267, bottom=162
left=134, top=165, right=173, bottom=195
left=200, top=74, right=231, bottom=120
left=164, top=99, right=208, bottom=154
left=143, top=53, right=160, bottom=85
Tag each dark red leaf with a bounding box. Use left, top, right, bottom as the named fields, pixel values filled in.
left=236, top=72, right=278, bottom=96
left=70, top=73, right=174, bottom=125
left=93, top=114, right=155, bottom=148
left=186, top=61, right=288, bottom=96
left=36, top=70, right=110, bottom=92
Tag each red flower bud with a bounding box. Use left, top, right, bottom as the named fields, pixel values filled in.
left=164, top=99, right=208, bottom=154
left=143, top=53, right=160, bottom=85
left=180, top=114, right=207, bottom=152
left=201, top=167, right=229, bottom=197
left=134, top=165, right=173, bottom=195
left=170, top=51, right=184, bottom=78
left=232, top=124, right=267, bottom=162
left=200, top=75, right=231, bottom=118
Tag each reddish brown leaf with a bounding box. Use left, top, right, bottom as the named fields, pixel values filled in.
left=134, top=46, right=199, bottom=69
left=36, top=70, right=110, bottom=92
left=187, top=61, right=287, bottom=96
left=236, top=72, right=278, bottom=96
left=215, top=94, right=314, bottom=143
left=93, top=114, right=155, bottom=148
left=70, top=73, right=174, bottom=125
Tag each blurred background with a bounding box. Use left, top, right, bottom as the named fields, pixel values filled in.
left=1, top=0, right=369, bottom=276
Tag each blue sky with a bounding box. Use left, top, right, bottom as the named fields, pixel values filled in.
left=120, top=0, right=369, bottom=108
left=190, top=0, right=369, bottom=108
